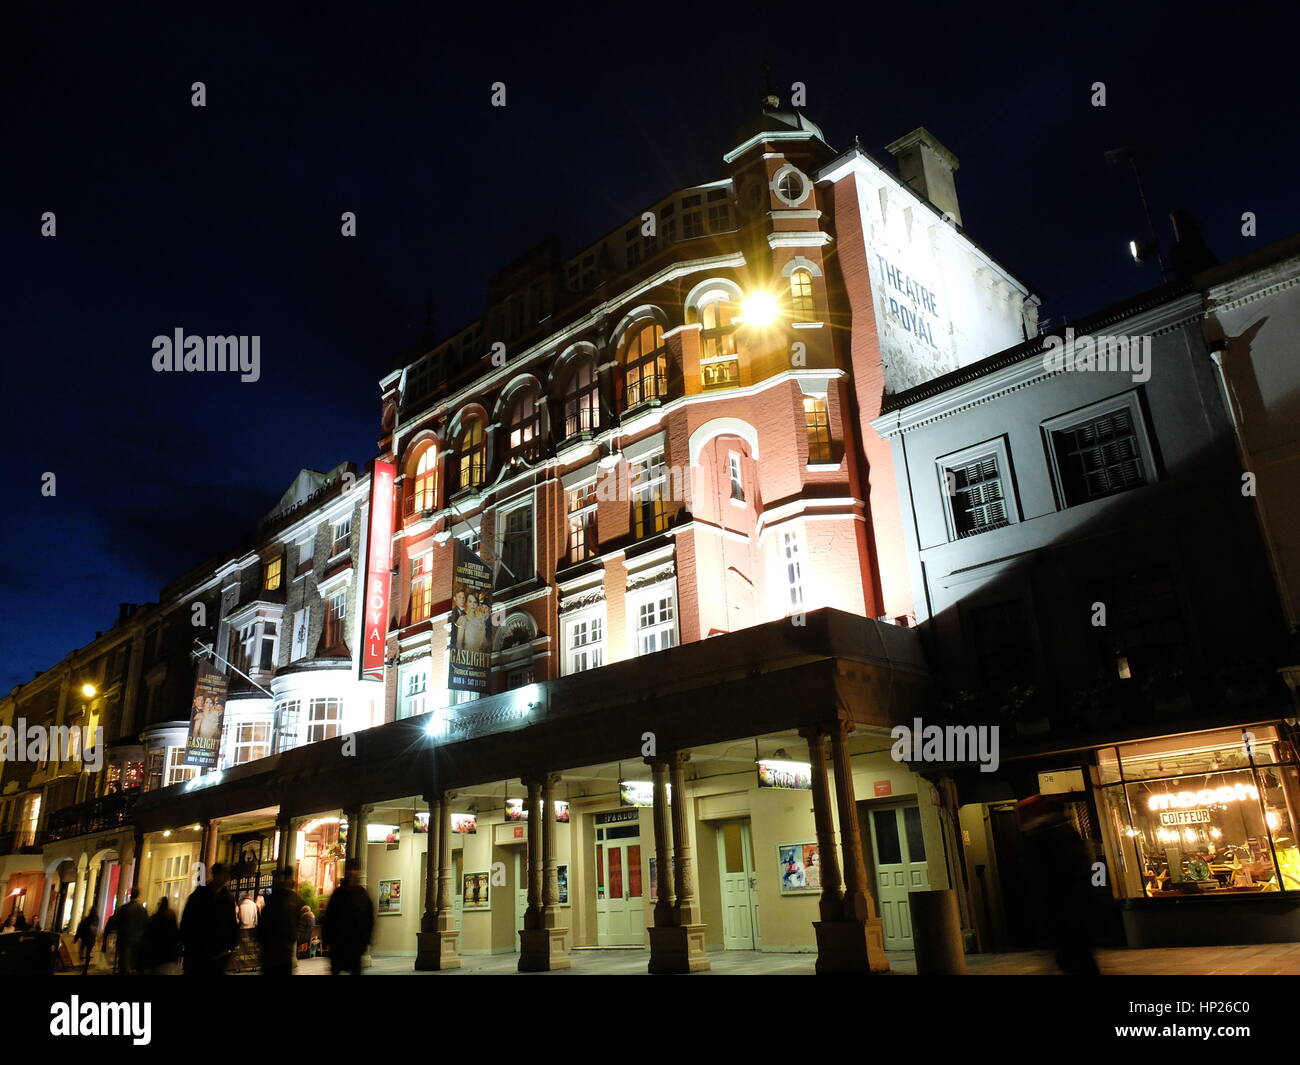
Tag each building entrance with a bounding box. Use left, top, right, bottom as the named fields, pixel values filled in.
left=865, top=802, right=929, bottom=950
left=717, top=819, right=760, bottom=950
left=594, top=810, right=644, bottom=946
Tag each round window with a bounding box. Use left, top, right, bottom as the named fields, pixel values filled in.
left=773, top=167, right=809, bottom=207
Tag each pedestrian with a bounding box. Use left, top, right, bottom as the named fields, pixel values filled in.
left=320, top=859, right=374, bottom=975
left=114, top=888, right=149, bottom=974
left=140, top=897, right=181, bottom=974
left=14, top=912, right=28, bottom=932
left=237, top=892, right=258, bottom=930
left=179, top=862, right=238, bottom=975
left=75, top=908, right=99, bottom=974
left=1017, top=794, right=1101, bottom=976
left=257, top=869, right=306, bottom=976
left=102, top=909, right=117, bottom=966
left=0, top=914, right=13, bottom=934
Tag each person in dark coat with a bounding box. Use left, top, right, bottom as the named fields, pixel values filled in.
left=257, top=869, right=306, bottom=976
left=13, top=912, right=28, bottom=932
left=113, top=888, right=149, bottom=974
left=179, top=862, right=238, bottom=975
left=75, top=908, right=99, bottom=974
left=140, top=897, right=181, bottom=974
left=320, top=859, right=374, bottom=975
left=1017, top=794, right=1101, bottom=975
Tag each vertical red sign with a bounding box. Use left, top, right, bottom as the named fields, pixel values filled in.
left=361, top=460, right=395, bottom=681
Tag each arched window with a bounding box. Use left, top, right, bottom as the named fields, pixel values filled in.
left=562, top=354, right=600, bottom=438
left=620, top=321, right=667, bottom=408
left=506, top=387, right=541, bottom=463
left=410, top=445, right=438, bottom=513
left=789, top=268, right=815, bottom=321
left=457, top=417, right=486, bottom=491
left=696, top=293, right=739, bottom=389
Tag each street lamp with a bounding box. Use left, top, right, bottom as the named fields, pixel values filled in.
left=740, top=290, right=780, bottom=327
left=81, top=683, right=96, bottom=699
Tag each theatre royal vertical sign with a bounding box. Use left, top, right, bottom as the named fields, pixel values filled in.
left=360, top=460, right=396, bottom=681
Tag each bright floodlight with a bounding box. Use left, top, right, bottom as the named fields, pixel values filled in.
left=81, top=683, right=97, bottom=698
left=741, top=291, right=780, bottom=327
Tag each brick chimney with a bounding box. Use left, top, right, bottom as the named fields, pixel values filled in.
left=885, top=127, right=962, bottom=225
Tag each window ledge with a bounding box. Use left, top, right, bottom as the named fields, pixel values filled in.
left=805, top=462, right=842, bottom=472
left=729, top=497, right=747, bottom=508
left=791, top=321, right=825, bottom=329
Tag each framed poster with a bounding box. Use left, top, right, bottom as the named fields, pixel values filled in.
left=777, top=841, right=821, bottom=895
left=462, top=871, right=491, bottom=910
left=377, top=878, right=402, bottom=915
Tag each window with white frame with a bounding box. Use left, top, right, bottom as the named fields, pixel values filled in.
left=455, top=526, right=481, bottom=557
left=306, top=698, right=343, bottom=744
left=1046, top=395, right=1151, bottom=506
left=497, top=501, right=534, bottom=588
left=634, top=590, right=677, bottom=654
left=781, top=528, right=805, bottom=612
left=505, top=665, right=535, bottom=689
left=20, top=794, right=41, bottom=848
left=165, top=746, right=199, bottom=787
left=322, top=589, right=348, bottom=650
left=258, top=620, right=279, bottom=670
left=274, top=700, right=300, bottom=753
left=399, top=667, right=429, bottom=720
left=565, top=613, right=605, bottom=674
left=297, top=532, right=315, bottom=568
left=228, top=622, right=257, bottom=676
left=938, top=437, right=1019, bottom=541
left=728, top=452, right=745, bottom=502
left=330, top=515, right=352, bottom=556
left=231, top=720, right=272, bottom=765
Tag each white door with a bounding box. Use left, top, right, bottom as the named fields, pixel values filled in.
left=595, top=823, right=644, bottom=946
left=718, top=820, right=760, bottom=950
left=868, top=804, right=930, bottom=950
left=514, top=850, right=528, bottom=946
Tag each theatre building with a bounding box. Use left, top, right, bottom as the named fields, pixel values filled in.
left=870, top=232, right=1300, bottom=950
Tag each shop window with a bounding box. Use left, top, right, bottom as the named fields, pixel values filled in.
left=1098, top=728, right=1300, bottom=898
left=804, top=396, right=832, bottom=464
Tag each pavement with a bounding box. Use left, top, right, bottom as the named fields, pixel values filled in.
left=285, top=941, right=1300, bottom=976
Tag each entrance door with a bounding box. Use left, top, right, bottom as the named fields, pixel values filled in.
left=514, top=849, right=529, bottom=945
left=867, top=803, right=929, bottom=950
left=718, top=820, right=760, bottom=949
left=595, top=823, right=644, bottom=946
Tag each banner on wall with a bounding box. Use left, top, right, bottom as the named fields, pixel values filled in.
left=183, top=661, right=228, bottom=768
left=360, top=459, right=396, bottom=681
left=447, top=539, right=494, bottom=692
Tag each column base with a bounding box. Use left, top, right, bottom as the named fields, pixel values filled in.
left=414, top=930, right=462, bottom=971
left=813, top=917, right=890, bottom=974
left=647, top=923, right=711, bottom=973
left=517, top=927, right=571, bottom=971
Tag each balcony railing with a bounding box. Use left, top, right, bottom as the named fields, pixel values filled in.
left=43, top=790, right=140, bottom=843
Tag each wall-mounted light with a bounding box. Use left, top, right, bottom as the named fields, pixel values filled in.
left=740, top=291, right=779, bottom=327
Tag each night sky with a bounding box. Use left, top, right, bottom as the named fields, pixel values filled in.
left=3, top=1, right=1296, bottom=691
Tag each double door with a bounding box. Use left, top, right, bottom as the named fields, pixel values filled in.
left=595, top=824, right=644, bottom=946
left=866, top=802, right=929, bottom=950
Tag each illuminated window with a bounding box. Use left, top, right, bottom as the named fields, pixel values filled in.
left=165, top=747, right=199, bottom=788
left=563, top=355, right=601, bottom=437
left=410, top=552, right=433, bottom=622
left=306, top=698, right=343, bottom=744
left=412, top=446, right=438, bottom=512
left=567, top=482, right=598, bottom=563
left=804, top=396, right=832, bottom=463
left=20, top=793, right=41, bottom=848
left=507, top=388, right=541, bottom=462
left=631, top=453, right=669, bottom=538
left=232, top=720, right=272, bottom=765
left=274, top=700, right=300, bottom=753
left=697, top=294, right=739, bottom=389
left=457, top=417, right=487, bottom=490
left=789, top=269, right=815, bottom=320
left=263, top=556, right=283, bottom=592
left=399, top=668, right=428, bottom=720
left=621, top=321, right=668, bottom=408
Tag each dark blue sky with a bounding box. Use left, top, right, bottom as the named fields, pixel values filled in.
left=2, top=1, right=1296, bottom=691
